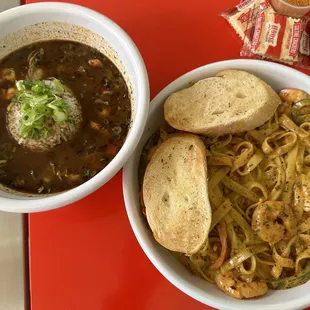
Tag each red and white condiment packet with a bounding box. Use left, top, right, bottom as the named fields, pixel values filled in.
left=248, top=10, right=303, bottom=63
left=298, top=20, right=310, bottom=67
left=300, top=30, right=310, bottom=56
left=222, top=0, right=310, bottom=68
left=221, top=0, right=275, bottom=45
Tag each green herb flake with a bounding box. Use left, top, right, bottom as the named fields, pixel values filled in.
left=83, top=169, right=90, bottom=176
left=266, top=204, right=271, bottom=211
left=125, top=119, right=132, bottom=128
left=275, top=281, right=285, bottom=289
left=189, top=145, right=193, bottom=150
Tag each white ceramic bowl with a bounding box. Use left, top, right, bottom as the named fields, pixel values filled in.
left=0, top=2, right=149, bottom=212
left=123, top=59, right=310, bottom=310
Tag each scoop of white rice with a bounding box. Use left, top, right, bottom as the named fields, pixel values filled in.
left=7, top=80, right=82, bottom=152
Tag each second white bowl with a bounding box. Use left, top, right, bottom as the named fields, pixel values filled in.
left=123, top=59, right=310, bottom=310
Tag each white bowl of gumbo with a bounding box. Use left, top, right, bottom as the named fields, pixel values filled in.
left=0, top=3, right=149, bottom=212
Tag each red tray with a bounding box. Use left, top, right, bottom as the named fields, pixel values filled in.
left=25, top=0, right=310, bottom=309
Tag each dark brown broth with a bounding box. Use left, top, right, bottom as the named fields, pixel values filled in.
left=0, top=40, right=131, bottom=194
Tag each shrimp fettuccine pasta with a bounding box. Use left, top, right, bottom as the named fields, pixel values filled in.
left=140, top=87, right=310, bottom=299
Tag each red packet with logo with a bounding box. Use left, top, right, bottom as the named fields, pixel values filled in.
left=222, top=0, right=310, bottom=68
left=220, top=0, right=275, bottom=45
left=298, top=20, right=310, bottom=67
left=248, top=10, right=303, bottom=63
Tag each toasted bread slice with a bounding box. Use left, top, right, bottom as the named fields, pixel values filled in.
left=143, top=133, right=211, bottom=255
left=164, top=69, right=281, bottom=136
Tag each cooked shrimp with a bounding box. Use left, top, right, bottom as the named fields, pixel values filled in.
left=279, top=89, right=309, bottom=103
left=252, top=201, right=297, bottom=244
left=89, top=121, right=101, bottom=131
left=0, top=87, right=16, bottom=100
left=88, top=59, right=103, bottom=68
left=0, top=68, right=16, bottom=82
left=215, top=272, right=268, bottom=299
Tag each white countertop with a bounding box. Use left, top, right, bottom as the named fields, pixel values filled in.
left=0, top=2, right=28, bottom=310
left=0, top=0, right=20, bottom=12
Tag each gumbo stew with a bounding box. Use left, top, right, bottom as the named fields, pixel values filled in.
left=0, top=40, right=131, bottom=194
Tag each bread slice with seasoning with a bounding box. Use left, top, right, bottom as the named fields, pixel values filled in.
left=142, top=133, right=211, bottom=255
left=164, top=69, right=281, bottom=136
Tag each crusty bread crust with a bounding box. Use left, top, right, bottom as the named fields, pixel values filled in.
left=164, top=70, right=281, bottom=136
left=143, top=133, right=212, bottom=255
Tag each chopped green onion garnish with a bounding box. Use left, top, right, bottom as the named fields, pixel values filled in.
left=13, top=79, right=70, bottom=140
left=83, top=169, right=90, bottom=176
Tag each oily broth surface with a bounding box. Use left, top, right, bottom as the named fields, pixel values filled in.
left=0, top=40, right=131, bottom=194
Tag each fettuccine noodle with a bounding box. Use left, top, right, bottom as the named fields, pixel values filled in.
left=140, top=88, right=310, bottom=299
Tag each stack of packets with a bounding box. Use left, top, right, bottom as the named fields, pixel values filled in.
left=221, top=0, right=310, bottom=68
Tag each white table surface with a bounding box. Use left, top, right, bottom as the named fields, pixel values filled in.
left=0, top=0, right=20, bottom=12
left=0, top=4, right=27, bottom=310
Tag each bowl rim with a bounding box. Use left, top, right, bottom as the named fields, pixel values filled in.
left=274, top=0, right=310, bottom=10
left=0, top=2, right=150, bottom=213
left=123, top=59, right=310, bottom=310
